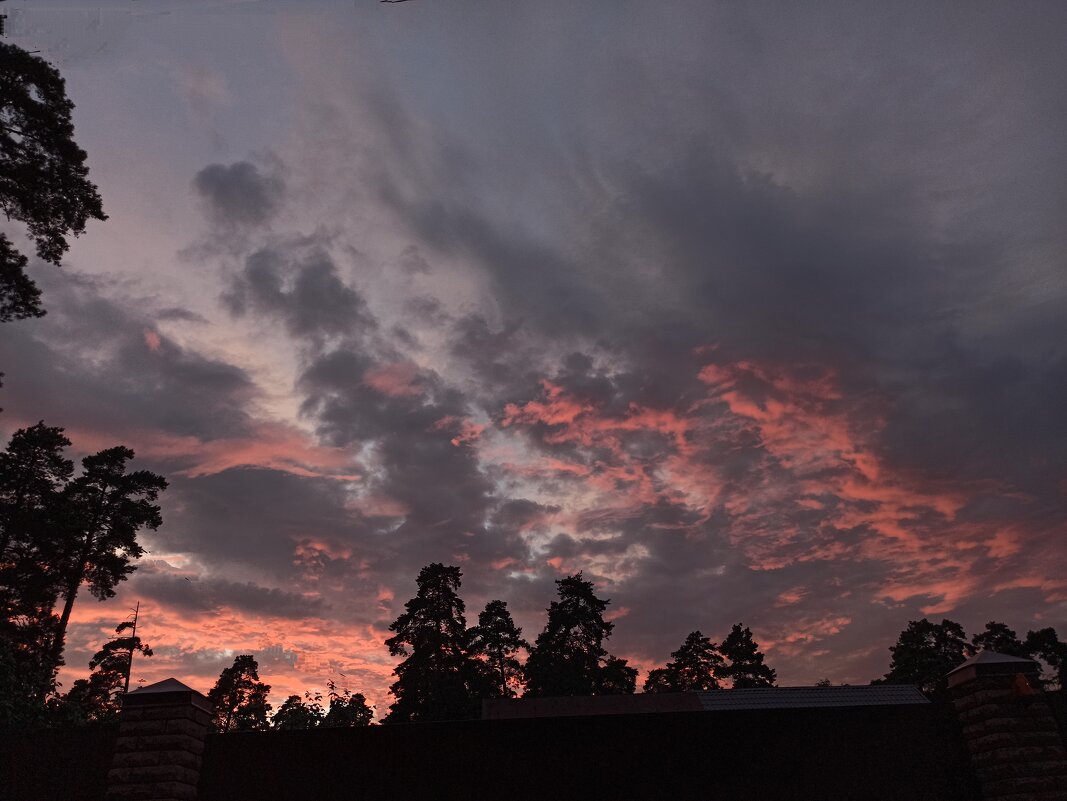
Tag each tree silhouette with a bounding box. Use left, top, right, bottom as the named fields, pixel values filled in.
left=524, top=572, right=635, bottom=697
left=384, top=563, right=479, bottom=722
left=468, top=599, right=527, bottom=698
left=62, top=619, right=152, bottom=722
left=272, top=693, right=324, bottom=730
left=644, top=631, right=726, bottom=692
left=0, top=424, right=73, bottom=706
left=208, top=654, right=272, bottom=732
left=321, top=681, right=373, bottom=727
left=972, top=621, right=1028, bottom=657
left=879, top=618, right=970, bottom=696
left=597, top=655, right=638, bottom=695
left=0, top=43, right=107, bottom=321
left=719, top=624, right=777, bottom=688
left=45, top=447, right=166, bottom=695
left=1024, top=628, right=1067, bottom=689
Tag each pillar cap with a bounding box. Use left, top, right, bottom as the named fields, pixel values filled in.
left=122, top=677, right=213, bottom=712
left=946, top=649, right=1040, bottom=688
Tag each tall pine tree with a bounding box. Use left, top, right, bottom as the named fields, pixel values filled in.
left=468, top=600, right=527, bottom=698
left=46, top=447, right=166, bottom=695
left=208, top=654, right=272, bottom=732
left=719, top=624, right=776, bottom=688
left=0, top=424, right=73, bottom=712
left=524, top=573, right=636, bottom=697
left=384, top=563, right=480, bottom=722
left=644, top=630, right=726, bottom=692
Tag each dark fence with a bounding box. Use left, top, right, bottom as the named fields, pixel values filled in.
left=200, top=704, right=976, bottom=801
left=1050, top=689, right=1067, bottom=747
left=0, top=722, right=117, bottom=801
left=0, top=704, right=978, bottom=801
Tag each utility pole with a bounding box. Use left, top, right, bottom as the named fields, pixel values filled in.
left=122, top=602, right=140, bottom=695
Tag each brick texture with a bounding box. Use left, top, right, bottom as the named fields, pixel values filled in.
left=106, top=688, right=211, bottom=801
left=951, top=667, right=1067, bottom=801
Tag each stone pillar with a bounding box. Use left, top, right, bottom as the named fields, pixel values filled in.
left=106, top=678, right=213, bottom=801
left=948, top=651, right=1067, bottom=801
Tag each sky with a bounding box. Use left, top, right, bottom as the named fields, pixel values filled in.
left=3, top=1, right=1067, bottom=715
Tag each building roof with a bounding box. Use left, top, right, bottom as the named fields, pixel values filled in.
left=695, top=684, right=928, bottom=711
left=483, top=692, right=702, bottom=719
left=946, top=649, right=1036, bottom=675
left=126, top=677, right=197, bottom=695
left=483, top=684, right=928, bottom=719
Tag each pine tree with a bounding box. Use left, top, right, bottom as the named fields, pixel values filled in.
left=45, top=447, right=166, bottom=695
left=719, top=624, right=776, bottom=688
left=384, top=563, right=479, bottom=722
left=0, top=424, right=73, bottom=710
left=63, top=619, right=152, bottom=722
left=0, top=42, right=107, bottom=321
left=468, top=600, right=527, bottom=698
left=644, top=630, right=726, bottom=692
left=208, top=655, right=272, bottom=732
left=524, top=572, right=636, bottom=697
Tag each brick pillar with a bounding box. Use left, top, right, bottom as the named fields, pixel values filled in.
left=106, top=678, right=213, bottom=801
left=948, top=651, right=1067, bottom=801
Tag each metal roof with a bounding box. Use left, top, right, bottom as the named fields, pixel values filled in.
left=126, top=677, right=198, bottom=695
left=946, top=649, right=1036, bottom=675
left=695, top=685, right=929, bottom=711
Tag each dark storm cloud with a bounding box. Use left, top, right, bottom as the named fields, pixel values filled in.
left=0, top=268, right=256, bottom=443
left=193, top=160, right=285, bottom=228
left=154, top=468, right=363, bottom=577
left=365, top=13, right=1067, bottom=508
left=155, top=306, right=208, bottom=324
left=133, top=568, right=326, bottom=619
left=297, top=348, right=500, bottom=580
left=224, top=243, right=375, bottom=340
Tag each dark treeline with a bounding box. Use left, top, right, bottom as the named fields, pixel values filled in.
left=379, top=563, right=776, bottom=723
left=877, top=618, right=1067, bottom=698
left=220, top=564, right=1067, bottom=728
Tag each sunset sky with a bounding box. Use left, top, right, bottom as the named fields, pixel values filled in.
left=3, top=1, right=1066, bottom=715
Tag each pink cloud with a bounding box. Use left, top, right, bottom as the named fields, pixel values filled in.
left=363, top=362, right=423, bottom=397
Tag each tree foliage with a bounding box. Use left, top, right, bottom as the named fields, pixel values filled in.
left=524, top=573, right=635, bottom=697
left=272, top=681, right=373, bottom=729
left=272, top=693, right=324, bottom=731
left=719, top=624, right=777, bottom=688
left=644, top=630, right=726, bottom=692
left=384, top=563, right=480, bottom=722
left=880, top=618, right=970, bottom=696
left=468, top=599, right=527, bottom=698
left=1024, top=627, right=1067, bottom=689
left=971, top=621, right=1028, bottom=658
left=0, top=423, right=73, bottom=707
left=0, top=42, right=107, bottom=321
left=46, top=446, right=166, bottom=690
left=62, top=619, right=152, bottom=722
left=321, top=681, right=373, bottom=727
left=208, top=654, right=272, bottom=732
left=0, top=425, right=164, bottom=716
left=879, top=619, right=1066, bottom=694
